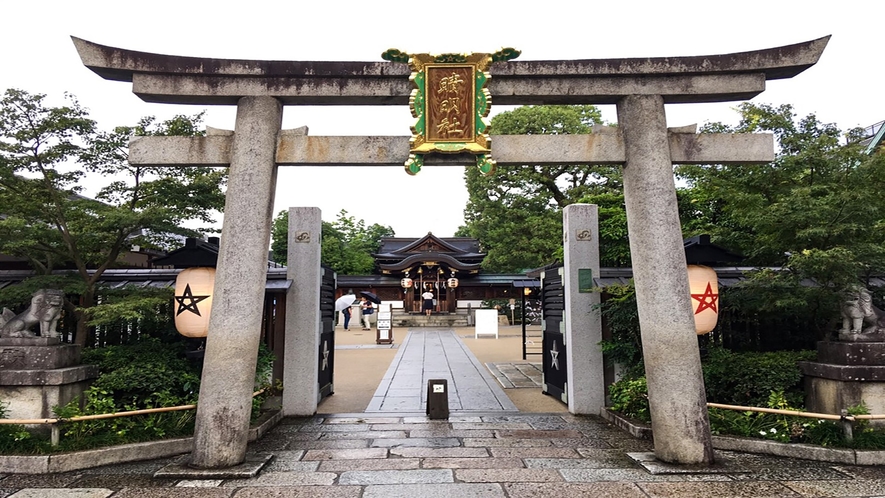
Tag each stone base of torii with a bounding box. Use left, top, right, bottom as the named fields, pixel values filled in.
left=72, top=35, right=828, bottom=467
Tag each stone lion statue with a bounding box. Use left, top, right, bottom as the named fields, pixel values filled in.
left=0, top=289, right=65, bottom=338
left=840, top=285, right=885, bottom=335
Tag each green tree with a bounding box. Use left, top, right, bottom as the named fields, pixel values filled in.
left=271, top=209, right=394, bottom=274
left=678, top=102, right=885, bottom=290
left=460, top=105, right=630, bottom=272
left=0, top=88, right=225, bottom=346
left=676, top=103, right=885, bottom=340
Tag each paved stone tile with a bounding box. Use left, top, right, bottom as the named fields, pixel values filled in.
left=262, top=459, right=318, bottom=473
left=488, top=362, right=543, bottom=389
left=265, top=427, right=322, bottom=439
left=454, top=468, right=563, bottom=482
left=552, top=438, right=615, bottom=449
left=298, top=424, right=370, bottom=433
left=453, top=422, right=532, bottom=430
left=377, top=399, right=423, bottom=411
left=79, top=459, right=177, bottom=475
left=316, top=431, right=407, bottom=440
left=638, top=480, right=800, bottom=497
left=389, top=447, right=489, bottom=458
left=463, top=438, right=553, bottom=447
left=69, top=475, right=179, bottom=488
left=370, top=438, right=460, bottom=448
left=400, top=415, right=481, bottom=423
left=386, top=388, right=423, bottom=397
left=560, top=468, right=732, bottom=482
left=595, top=438, right=654, bottom=451
left=576, top=447, right=635, bottom=459
left=728, top=465, right=853, bottom=481
left=362, top=483, right=505, bottom=498
left=233, top=486, right=363, bottom=497
left=422, top=457, right=525, bottom=469
left=115, top=489, right=233, bottom=497
left=481, top=415, right=568, bottom=426
left=286, top=439, right=369, bottom=450
left=490, top=447, right=581, bottom=458
left=318, top=458, right=420, bottom=472
left=562, top=423, right=612, bottom=433
left=272, top=426, right=325, bottom=436
left=302, top=448, right=388, bottom=460
left=278, top=416, right=323, bottom=426
left=247, top=437, right=291, bottom=451
left=265, top=450, right=305, bottom=461
left=831, top=465, right=885, bottom=479
left=525, top=456, right=634, bottom=469
left=627, top=451, right=749, bottom=475
left=325, top=417, right=400, bottom=425
left=409, top=429, right=495, bottom=438
left=222, top=471, right=337, bottom=487
left=176, top=479, right=225, bottom=487
left=0, top=473, right=84, bottom=488
left=368, top=423, right=446, bottom=431
left=504, top=481, right=649, bottom=498
left=496, top=429, right=584, bottom=439
left=6, top=490, right=115, bottom=498
left=783, top=479, right=885, bottom=497
left=338, top=469, right=453, bottom=485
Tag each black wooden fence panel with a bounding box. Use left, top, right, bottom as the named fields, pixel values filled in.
left=541, top=267, right=567, bottom=403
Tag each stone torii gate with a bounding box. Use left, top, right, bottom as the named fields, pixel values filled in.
left=73, top=36, right=827, bottom=468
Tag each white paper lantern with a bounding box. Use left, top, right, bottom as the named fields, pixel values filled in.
left=447, top=277, right=459, bottom=288
left=688, top=265, right=719, bottom=335
left=401, top=277, right=413, bottom=289
left=174, top=267, right=216, bottom=338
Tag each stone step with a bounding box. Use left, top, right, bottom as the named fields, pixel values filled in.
left=392, top=315, right=471, bottom=328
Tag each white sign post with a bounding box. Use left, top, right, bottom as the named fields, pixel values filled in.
left=474, top=309, right=499, bottom=339
left=376, top=303, right=393, bottom=344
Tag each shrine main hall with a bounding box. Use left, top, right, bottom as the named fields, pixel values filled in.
left=338, top=232, right=530, bottom=315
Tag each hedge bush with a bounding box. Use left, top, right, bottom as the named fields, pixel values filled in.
left=607, top=348, right=816, bottom=424
left=1, top=338, right=276, bottom=454
left=702, top=347, right=816, bottom=407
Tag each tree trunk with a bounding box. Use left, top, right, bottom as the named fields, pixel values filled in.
left=74, top=290, right=95, bottom=347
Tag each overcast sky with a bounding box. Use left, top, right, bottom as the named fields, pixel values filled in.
left=2, top=1, right=881, bottom=237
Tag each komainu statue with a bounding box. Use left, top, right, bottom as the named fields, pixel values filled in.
left=0, top=289, right=64, bottom=338
left=840, top=285, right=885, bottom=335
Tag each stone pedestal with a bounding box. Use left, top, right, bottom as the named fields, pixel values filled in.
left=0, top=337, right=98, bottom=421
left=799, top=341, right=885, bottom=426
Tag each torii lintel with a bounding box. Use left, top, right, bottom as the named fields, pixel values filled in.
left=71, top=36, right=829, bottom=106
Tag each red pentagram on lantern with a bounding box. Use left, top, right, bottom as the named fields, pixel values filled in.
left=691, top=282, right=719, bottom=314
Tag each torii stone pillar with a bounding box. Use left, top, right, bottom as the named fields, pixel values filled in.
left=619, top=95, right=713, bottom=464
left=191, top=96, right=282, bottom=468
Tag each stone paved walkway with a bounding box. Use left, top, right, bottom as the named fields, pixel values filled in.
left=486, top=362, right=543, bottom=389
left=366, top=329, right=518, bottom=413
left=2, top=328, right=885, bottom=496
left=3, top=413, right=885, bottom=496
